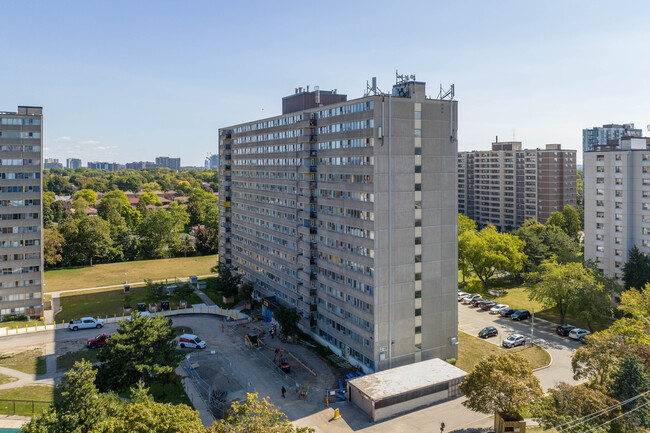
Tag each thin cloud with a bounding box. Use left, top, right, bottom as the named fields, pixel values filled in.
left=54, top=136, right=71, bottom=142
left=78, top=139, right=101, bottom=145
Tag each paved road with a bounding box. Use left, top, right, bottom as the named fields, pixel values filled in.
left=458, top=302, right=583, bottom=390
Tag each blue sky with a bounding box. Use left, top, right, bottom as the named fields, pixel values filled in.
left=1, top=0, right=648, bottom=166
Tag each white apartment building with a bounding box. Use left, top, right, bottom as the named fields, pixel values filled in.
left=584, top=137, right=650, bottom=278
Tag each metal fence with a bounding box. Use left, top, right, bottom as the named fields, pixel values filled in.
left=0, top=399, right=50, bottom=416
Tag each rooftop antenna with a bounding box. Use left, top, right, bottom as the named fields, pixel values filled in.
left=395, top=70, right=415, bottom=84
left=438, top=84, right=456, bottom=143
left=364, top=76, right=382, bottom=96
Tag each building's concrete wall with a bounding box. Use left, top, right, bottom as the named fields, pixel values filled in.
left=372, top=388, right=450, bottom=422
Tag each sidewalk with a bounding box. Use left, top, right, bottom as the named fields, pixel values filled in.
left=176, top=365, right=216, bottom=428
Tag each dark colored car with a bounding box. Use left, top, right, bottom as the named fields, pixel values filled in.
left=478, top=326, right=498, bottom=339
left=511, top=309, right=531, bottom=321
left=470, top=297, right=485, bottom=306
left=555, top=324, right=576, bottom=336
left=500, top=308, right=516, bottom=318
left=87, top=333, right=110, bottom=349
left=480, top=301, right=497, bottom=311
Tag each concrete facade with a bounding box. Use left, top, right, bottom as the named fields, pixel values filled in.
left=584, top=137, right=650, bottom=278
left=458, top=142, right=576, bottom=230
left=0, top=106, right=43, bottom=318
left=219, top=80, right=458, bottom=371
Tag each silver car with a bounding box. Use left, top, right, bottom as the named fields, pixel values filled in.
left=502, top=333, right=526, bottom=348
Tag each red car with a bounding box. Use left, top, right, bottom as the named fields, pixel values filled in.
left=87, top=333, right=110, bottom=349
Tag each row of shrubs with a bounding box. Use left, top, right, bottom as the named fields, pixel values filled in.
left=1, top=314, right=28, bottom=322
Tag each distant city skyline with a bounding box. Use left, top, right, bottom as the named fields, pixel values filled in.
left=2, top=1, right=649, bottom=165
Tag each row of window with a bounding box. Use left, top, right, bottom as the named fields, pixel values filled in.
left=0, top=159, right=39, bottom=166
left=231, top=233, right=295, bottom=263
left=0, top=226, right=40, bottom=234
left=318, top=119, right=374, bottom=134
left=231, top=170, right=296, bottom=180
left=0, top=132, right=40, bottom=139
left=0, top=239, right=40, bottom=248
left=0, top=118, right=40, bottom=126
left=0, top=213, right=39, bottom=220
left=1, top=266, right=39, bottom=275
left=317, top=173, right=373, bottom=184
left=317, top=205, right=374, bottom=221
left=232, top=129, right=302, bottom=145
left=0, top=185, right=40, bottom=193
left=233, top=143, right=303, bottom=156
left=317, top=138, right=373, bottom=150
left=231, top=202, right=297, bottom=222
left=0, top=252, right=40, bottom=262
left=0, top=172, right=40, bottom=180
left=232, top=114, right=303, bottom=134
left=315, top=189, right=373, bottom=202
left=232, top=224, right=296, bottom=250
left=317, top=251, right=374, bottom=277
left=0, top=199, right=40, bottom=207
left=0, top=279, right=40, bottom=289
left=316, top=101, right=374, bottom=119
left=233, top=158, right=301, bottom=166
left=0, top=145, right=40, bottom=152
left=234, top=256, right=296, bottom=289
left=317, top=266, right=374, bottom=296
left=316, top=234, right=373, bottom=258
left=232, top=213, right=295, bottom=236
left=318, top=156, right=373, bottom=166
left=232, top=181, right=296, bottom=195
left=317, top=329, right=374, bottom=369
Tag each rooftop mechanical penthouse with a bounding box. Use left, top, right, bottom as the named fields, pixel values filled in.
left=218, top=77, right=458, bottom=372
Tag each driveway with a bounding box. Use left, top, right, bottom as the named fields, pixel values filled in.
left=458, top=302, right=583, bottom=390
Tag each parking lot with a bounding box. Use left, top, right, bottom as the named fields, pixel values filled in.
left=457, top=297, right=583, bottom=390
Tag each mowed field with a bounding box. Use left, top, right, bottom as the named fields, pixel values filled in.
left=44, top=255, right=218, bottom=292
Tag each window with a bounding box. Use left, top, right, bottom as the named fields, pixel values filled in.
left=596, top=212, right=604, bottom=218
left=616, top=154, right=622, bottom=161
left=597, top=155, right=604, bottom=161
left=596, top=200, right=604, bottom=207
left=414, top=111, right=421, bottom=120
left=616, top=190, right=623, bottom=197
left=615, top=226, right=623, bottom=232
left=597, top=166, right=605, bottom=173
left=596, top=234, right=604, bottom=241
left=616, top=178, right=623, bottom=185
left=596, top=245, right=604, bottom=252
left=414, top=129, right=422, bottom=138
left=615, top=237, right=623, bottom=244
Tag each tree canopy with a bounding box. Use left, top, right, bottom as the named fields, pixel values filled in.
left=622, top=246, right=650, bottom=291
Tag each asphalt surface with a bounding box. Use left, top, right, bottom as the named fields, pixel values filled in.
left=458, top=301, right=583, bottom=390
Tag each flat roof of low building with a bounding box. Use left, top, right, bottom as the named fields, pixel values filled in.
left=348, top=358, right=466, bottom=402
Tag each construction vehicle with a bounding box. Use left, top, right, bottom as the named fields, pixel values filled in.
left=278, top=356, right=291, bottom=374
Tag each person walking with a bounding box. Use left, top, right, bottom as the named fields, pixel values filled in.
left=281, top=386, right=286, bottom=398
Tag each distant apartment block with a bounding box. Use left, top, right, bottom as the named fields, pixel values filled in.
left=0, top=106, right=43, bottom=318
left=155, top=156, right=181, bottom=172
left=87, top=161, right=120, bottom=171
left=458, top=141, right=577, bottom=230
left=44, top=158, right=63, bottom=169
left=66, top=158, right=81, bottom=169
left=582, top=123, right=642, bottom=152
left=206, top=154, right=219, bottom=170
left=584, top=137, right=650, bottom=278
left=219, top=79, right=459, bottom=372
left=125, top=161, right=156, bottom=170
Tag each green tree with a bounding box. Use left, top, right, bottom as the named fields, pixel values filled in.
left=76, top=217, right=114, bottom=265
left=604, top=317, right=650, bottom=346
left=274, top=306, right=300, bottom=338
left=75, top=189, right=98, bottom=204
left=212, top=263, right=241, bottom=298
left=570, top=277, right=612, bottom=332
left=138, top=191, right=162, bottom=207
left=71, top=197, right=89, bottom=216
left=97, top=314, right=183, bottom=392
left=561, top=205, right=581, bottom=239
left=572, top=332, right=623, bottom=389
left=458, top=225, right=526, bottom=287
left=459, top=353, right=542, bottom=419
left=145, top=280, right=167, bottom=303
left=526, top=260, right=597, bottom=324
left=43, top=191, right=55, bottom=228
left=531, top=383, right=620, bottom=433
left=22, top=360, right=109, bottom=433
left=610, top=354, right=650, bottom=430
left=172, top=284, right=195, bottom=303
left=623, top=246, right=650, bottom=291
left=43, top=228, right=64, bottom=267
left=207, top=392, right=314, bottom=433
left=97, top=190, right=130, bottom=214
left=458, top=214, right=477, bottom=283
left=142, top=181, right=161, bottom=192
left=458, top=213, right=476, bottom=234
left=239, top=281, right=255, bottom=301
left=618, top=285, right=650, bottom=319
left=139, top=209, right=177, bottom=258
left=545, top=211, right=566, bottom=232
left=514, top=219, right=580, bottom=270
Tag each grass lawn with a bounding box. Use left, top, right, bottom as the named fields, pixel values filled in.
left=0, top=348, right=47, bottom=375
left=456, top=331, right=551, bottom=373
left=172, top=326, right=193, bottom=336
left=0, top=374, right=17, bottom=386
left=0, top=385, right=54, bottom=416
left=56, top=349, right=100, bottom=372
left=0, top=320, right=43, bottom=330
left=149, top=375, right=193, bottom=407
left=45, top=254, right=218, bottom=292
left=55, top=286, right=203, bottom=323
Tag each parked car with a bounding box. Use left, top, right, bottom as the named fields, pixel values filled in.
left=470, top=297, right=485, bottom=307
left=500, top=308, right=516, bottom=318
left=478, top=326, right=498, bottom=339
left=457, top=291, right=468, bottom=301
left=179, top=333, right=206, bottom=349
left=462, top=294, right=481, bottom=304
left=569, top=328, right=590, bottom=340
left=555, top=324, right=576, bottom=337
left=502, top=333, right=527, bottom=348
left=579, top=334, right=589, bottom=344
left=68, top=317, right=104, bottom=331
left=490, top=304, right=509, bottom=314
left=480, top=301, right=497, bottom=311
left=87, top=333, right=110, bottom=349
left=511, top=310, right=531, bottom=321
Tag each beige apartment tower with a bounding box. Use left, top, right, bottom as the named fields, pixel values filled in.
left=458, top=141, right=576, bottom=230
left=0, top=106, right=43, bottom=318
left=219, top=79, right=459, bottom=372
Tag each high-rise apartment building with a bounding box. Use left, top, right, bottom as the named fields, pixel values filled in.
left=582, top=123, right=642, bottom=152
left=219, top=80, right=459, bottom=372
left=584, top=137, right=650, bottom=278
left=458, top=141, right=577, bottom=230
left=66, top=158, right=81, bottom=169
left=155, top=156, right=181, bottom=172
left=206, top=154, right=219, bottom=170
left=87, top=161, right=120, bottom=171
left=44, top=158, right=63, bottom=169
left=0, top=106, right=43, bottom=318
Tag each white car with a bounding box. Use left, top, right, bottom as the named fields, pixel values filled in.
left=179, top=333, right=206, bottom=349
left=462, top=294, right=481, bottom=304
left=457, top=291, right=468, bottom=301
left=68, top=317, right=104, bottom=331
left=490, top=304, right=509, bottom=314
left=569, top=328, right=590, bottom=340
left=502, top=333, right=527, bottom=348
